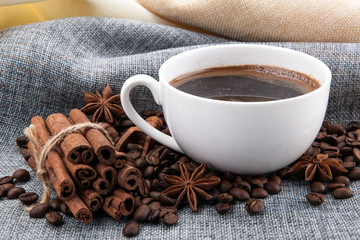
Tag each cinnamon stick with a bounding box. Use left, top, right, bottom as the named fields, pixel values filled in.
left=78, top=189, right=103, bottom=212
left=102, top=195, right=122, bottom=220
left=117, top=165, right=141, bottom=191
left=102, top=190, right=135, bottom=220
left=45, top=113, right=95, bottom=164
left=91, top=177, right=110, bottom=195
left=69, top=109, right=116, bottom=165
left=29, top=116, right=76, bottom=201
left=94, top=163, right=117, bottom=194
left=65, top=194, right=93, bottom=224
left=114, top=151, right=131, bottom=169
left=113, top=189, right=135, bottom=216
left=27, top=156, right=37, bottom=170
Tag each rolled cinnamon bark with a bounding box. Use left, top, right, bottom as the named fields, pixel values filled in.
left=29, top=116, right=76, bottom=201
left=78, top=188, right=103, bottom=212
left=45, top=113, right=95, bottom=164
left=27, top=156, right=37, bottom=170
left=102, top=195, right=122, bottom=220
left=61, top=154, right=97, bottom=189
left=114, top=151, right=131, bottom=169
left=69, top=109, right=116, bottom=165
left=113, top=189, right=135, bottom=216
left=115, top=116, right=163, bottom=152
left=92, top=177, right=110, bottom=195
left=117, top=165, right=141, bottom=191
left=94, top=163, right=117, bottom=194
left=65, top=194, right=93, bottom=224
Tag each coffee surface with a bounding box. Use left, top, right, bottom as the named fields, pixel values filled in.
left=169, top=65, right=320, bottom=102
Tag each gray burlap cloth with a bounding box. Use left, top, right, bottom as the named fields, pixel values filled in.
left=1, top=17, right=360, bottom=239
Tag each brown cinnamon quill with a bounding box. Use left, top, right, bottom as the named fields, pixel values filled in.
left=65, top=194, right=93, bottom=224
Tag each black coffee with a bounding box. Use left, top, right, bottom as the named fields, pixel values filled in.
left=169, top=65, right=320, bottom=102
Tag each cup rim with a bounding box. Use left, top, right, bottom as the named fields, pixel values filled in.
left=159, top=44, right=331, bottom=105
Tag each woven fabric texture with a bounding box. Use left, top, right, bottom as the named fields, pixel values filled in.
left=0, top=17, right=360, bottom=239
left=137, top=0, right=360, bottom=42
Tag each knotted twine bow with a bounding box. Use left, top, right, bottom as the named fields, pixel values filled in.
left=23, top=122, right=114, bottom=211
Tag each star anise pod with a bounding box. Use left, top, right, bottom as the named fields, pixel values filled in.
left=81, top=84, right=124, bottom=123
left=162, top=161, right=220, bottom=211
left=288, top=153, right=347, bottom=182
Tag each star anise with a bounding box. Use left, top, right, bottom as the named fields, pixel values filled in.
left=288, top=153, right=347, bottom=182
left=81, top=84, right=124, bottom=123
left=162, top=161, right=220, bottom=211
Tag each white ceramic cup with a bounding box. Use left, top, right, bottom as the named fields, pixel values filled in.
left=120, top=44, right=331, bottom=175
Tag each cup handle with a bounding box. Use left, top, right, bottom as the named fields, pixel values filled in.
left=120, top=74, right=184, bottom=153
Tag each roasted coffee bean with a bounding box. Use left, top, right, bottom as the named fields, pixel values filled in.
left=1, top=183, right=14, bottom=192
left=217, top=193, right=233, bottom=203
left=347, top=168, right=360, bottom=181
left=347, top=121, right=360, bottom=131
left=151, top=179, right=160, bottom=191
left=229, top=188, right=250, bottom=201
left=326, top=122, right=346, bottom=135
left=327, top=183, right=346, bottom=191
left=20, top=147, right=31, bottom=160
left=49, top=198, right=62, bottom=211
left=146, top=151, right=160, bottom=166
left=148, top=201, right=161, bottom=211
left=169, top=163, right=180, bottom=173
left=134, top=196, right=141, bottom=209
left=127, top=150, right=142, bottom=160
left=310, top=182, right=326, bottom=194
left=29, top=203, right=50, bottom=218
left=159, top=194, right=175, bottom=206
left=216, top=202, right=230, bottom=214
left=233, top=181, right=251, bottom=193
left=218, top=180, right=232, bottom=193
left=251, top=188, right=268, bottom=199
left=186, top=161, right=198, bottom=172
left=0, top=176, right=13, bottom=185
left=264, top=181, right=282, bottom=194
left=144, top=166, right=155, bottom=179
left=306, top=192, right=324, bottom=205
left=126, top=143, right=143, bottom=152
left=160, top=160, right=171, bottom=168
left=123, top=221, right=140, bottom=237
left=178, top=156, right=190, bottom=163
left=133, top=204, right=151, bottom=222
left=245, top=199, right=264, bottom=214
left=344, top=156, right=355, bottom=163
left=160, top=212, right=178, bottom=226
left=334, top=176, right=350, bottom=186
left=120, top=119, right=135, bottom=128
left=159, top=148, right=170, bottom=161
left=19, top=192, right=38, bottom=205
left=60, top=202, right=72, bottom=216
left=134, top=158, right=148, bottom=171
left=332, top=187, right=353, bottom=199
left=268, top=175, right=281, bottom=185
left=148, top=209, right=160, bottom=223
left=209, top=188, right=221, bottom=202
left=0, top=186, right=5, bottom=197
left=16, top=136, right=29, bottom=147
left=45, top=211, right=63, bottom=225
left=353, top=148, right=360, bottom=164
left=341, top=147, right=353, bottom=156
left=153, top=166, right=161, bottom=176
left=336, top=142, right=346, bottom=150
left=149, top=191, right=161, bottom=201
left=233, top=175, right=243, bottom=184
left=7, top=187, right=25, bottom=199
left=276, top=168, right=289, bottom=179
left=248, top=179, right=263, bottom=189
left=222, top=172, right=235, bottom=182
left=157, top=172, right=166, bottom=182
left=141, top=197, right=154, bottom=205
left=256, top=176, right=268, bottom=184
left=341, top=161, right=356, bottom=171
left=12, top=169, right=30, bottom=182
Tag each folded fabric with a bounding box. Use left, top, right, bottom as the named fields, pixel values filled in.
left=137, top=0, right=360, bottom=42
left=1, top=17, right=360, bottom=239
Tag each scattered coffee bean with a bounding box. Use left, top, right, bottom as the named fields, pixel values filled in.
left=133, top=205, right=151, bottom=222
left=268, top=175, right=281, bottom=185
left=160, top=212, right=178, bottom=226
left=134, top=158, right=148, bottom=171
left=120, top=119, right=135, bottom=128
left=49, top=198, right=62, bottom=211
left=340, top=162, right=356, bottom=171
left=209, top=188, right=221, bottom=202
left=251, top=188, right=268, bottom=199
left=222, top=172, right=234, bottom=182
left=276, top=168, right=289, bottom=179
left=219, top=180, right=232, bottom=193
left=45, top=211, right=63, bottom=225
left=264, top=181, right=281, bottom=194
left=332, top=187, right=353, bottom=199
left=0, top=176, right=13, bottom=185
left=310, top=182, right=326, bottom=194
left=141, top=197, right=154, bottom=205
left=60, top=202, right=72, bottom=216
left=229, top=188, right=250, bottom=201
left=159, top=194, right=175, bottom=206
left=159, top=206, right=178, bottom=215
left=256, top=176, right=268, bottom=184
left=19, top=192, right=38, bottom=205
left=233, top=181, right=251, bottom=193
left=327, top=183, right=346, bottom=191
left=245, top=199, right=264, bottom=214
left=16, top=136, right=29, bottom=147
left=347, top=168, right=360, bottom=181
left=306, top=192, right=324, bottom=205
left=216, top=202, right=230, bottom=214
left=123, top=221, right=140, bottom=237
left=0, top=186, right=5, bottom=197
left=12, top=169, right=30, bottom=182
left=20, top=148, right=31, bottom=160
left=333, top=176, right=350, bottom=186
left=217, top=193, right=233, bottom=203
left=29, top=203, right=50, bottom=218
left=149, top=191, right=161, bottom=201
left=0, top=183, right=14, bottom=194
left=7, top=187, right=25, bottom=199
left=248, top=179, right=263, bottom=189
left=147, top=209, right=160, bottom=223
left=148, top=201, right=161, bottom=211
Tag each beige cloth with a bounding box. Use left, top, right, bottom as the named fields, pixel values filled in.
left=137, top=0, right=360, bottom=42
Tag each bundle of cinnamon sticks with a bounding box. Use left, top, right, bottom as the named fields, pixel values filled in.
left=25, top=108, right=162, bottom=224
